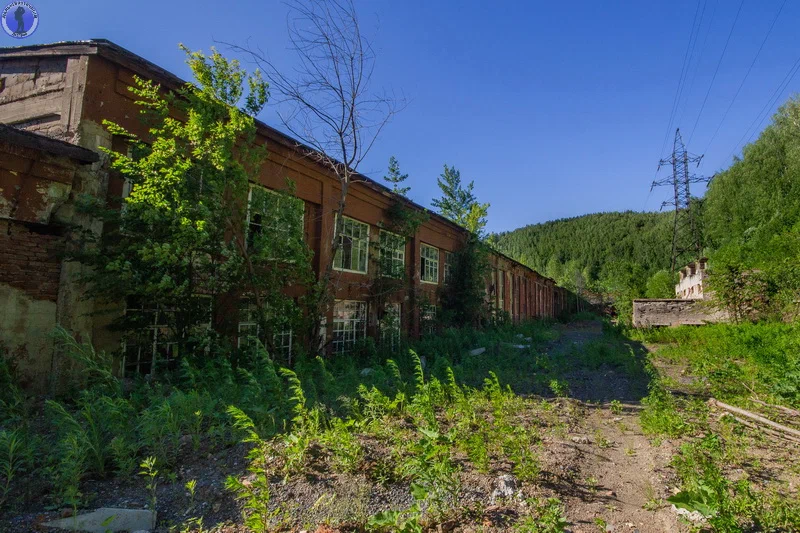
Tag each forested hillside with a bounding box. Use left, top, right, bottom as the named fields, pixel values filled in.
left=493, top=211, right=674, bottom=293
left=495, top=96, right=800, bottom=321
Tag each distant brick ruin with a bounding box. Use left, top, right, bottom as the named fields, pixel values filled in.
left=633, top=258, right=728, bottom=328
left=675, top=258, right=708, bottom=300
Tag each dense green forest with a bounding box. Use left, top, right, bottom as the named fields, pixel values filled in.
left=493, top=211, right=673, bottom=286
left=494, top=95, right=800, bottom=321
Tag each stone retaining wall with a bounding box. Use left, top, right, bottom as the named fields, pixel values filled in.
left=632, top=299, right=728, bottom=328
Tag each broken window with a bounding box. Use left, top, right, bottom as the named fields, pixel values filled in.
left=380, top=302, right=402, bottom=350
left=334, top=217, right=370, bottom=273
left=246, top=184, right=305, bottom=254
left=332, top=300, right=367, bottom=354
left=420, top=243, right=439, bottom=284
left=498, top=270, right=505, bottom=311
left=379, top=230, right=406, bottom=278
left=236, top=301, right=293, bottom=359
left=121, top=295, right=211, bottom=377
left=444, top=251, right=455, bottom=284
left=421, top=304, right=437, bottom=335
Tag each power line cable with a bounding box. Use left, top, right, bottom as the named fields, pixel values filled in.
left=687, top=0, right=746, bottom=146
left=727, top=53, right=800, bottom=161
left=657, top=0, right=706, bottom=163
left=702, top=0, right=786, bottom=156
left=676, top=0, right=717, bottom=132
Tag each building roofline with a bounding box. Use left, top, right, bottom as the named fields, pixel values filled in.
left=0, top=123, right=99, bottom=163
left=0, top=39, right=554, bottom=282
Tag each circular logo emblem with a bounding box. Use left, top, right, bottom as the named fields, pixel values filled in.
left=2, top=2, right=38, bottom=38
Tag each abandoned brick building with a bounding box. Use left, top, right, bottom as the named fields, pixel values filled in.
left=0, top=40, right=572, bottom=390
left=675, top=258, right=708, bottom=300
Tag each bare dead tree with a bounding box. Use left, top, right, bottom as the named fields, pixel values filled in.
left=227, top=0, right=403, bottom=351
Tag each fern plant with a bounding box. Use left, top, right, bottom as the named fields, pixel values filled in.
left=0, top=429, right=30, bottom=508
left=225, top=407, right=284, bottom=533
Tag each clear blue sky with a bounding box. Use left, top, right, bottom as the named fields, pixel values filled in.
left=6, top=0, right=800, bottom=233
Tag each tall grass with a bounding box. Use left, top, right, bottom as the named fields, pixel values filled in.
left=631, top=322, right=800, bottom=408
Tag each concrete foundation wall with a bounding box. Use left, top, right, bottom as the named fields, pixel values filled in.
left=633, top=299, right=728, bottom=328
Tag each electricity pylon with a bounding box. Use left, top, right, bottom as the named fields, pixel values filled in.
left=651, top=129, right=711, bottom=272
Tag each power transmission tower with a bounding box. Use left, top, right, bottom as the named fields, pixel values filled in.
left=651, top=128, right=711, bottom=272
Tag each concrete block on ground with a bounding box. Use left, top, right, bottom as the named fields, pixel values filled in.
left=43, top=507, right=155, bottom=532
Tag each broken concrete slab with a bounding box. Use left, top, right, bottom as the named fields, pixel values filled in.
left=43, top=507, right=155, bottom=532
left=502, top=342, right=530, bottom=349
left=467, top=347, right=486, bottom=356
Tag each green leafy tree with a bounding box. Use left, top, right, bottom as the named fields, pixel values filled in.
left=233, top=1, right=404, bottom=349
left=432, top=165, right=490, bottom=236
left=430, top=166, right=492, bottom=326
left=702, top=96, right=800, bottom=318
left=598, top=260, right=647, bottom=324
left=74, top=46, right=312, bottom=369
left=384, top=156, right=410, bottom=196
left=646, top=270, right=677, bottom=299
left=440, top=235, right=491, bottom=328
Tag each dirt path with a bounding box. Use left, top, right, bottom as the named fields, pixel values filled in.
left=545, top=322, right=683, bottom=533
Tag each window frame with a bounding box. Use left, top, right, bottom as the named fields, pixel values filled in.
left=333, top=216, right=370, bottom=274
left=420, top=243, right=440, bottom=284
left=498, top=270, right=505, bottom=311
left=443, top=251, right=455, bottom=284
left=379, top=229, right=406, bottom=278
left=121, top=295, right=211, bottom=378
left=246, top=184, right=306, bottom=252
left=332, top=300, right=368, bottom=354
left=236, top=301, right=294, bottom=358
left=380, top=302, right=402, bottom=350
left=421, top=303, right=437, bottom=335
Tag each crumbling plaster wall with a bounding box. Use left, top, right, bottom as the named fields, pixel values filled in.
left=633, top=299, right=728, bottom=328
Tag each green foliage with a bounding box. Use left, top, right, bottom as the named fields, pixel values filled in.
left=514, top=497, right=569, bottom=532
left=432, top=165, right=490, bottom=236
left=321, top=418, right=362, bottom=473
left=0, top=429, right=32, bottom=508
left=366, top=505, right=423, bottom=533
left=639, top=384, right=700, bottom=437
left=634, top=322, right=800, bottom=408
left=402, top=429, right=461, bottom=518
left=52, top=327, right=120, bottom=394
left=385, top=200, right=428, bottom=239
left=73, top=45, right=312, bottom=372
left=46, top=394, right=132, bottom=479
left=704, top=98, right=800, bottom=285
left=384, top=155, right=410, bottom=196
left=225, top=409, right=286, bottom=533
left=0, top=357, right=27, bottom=430
left=139, top=456, right=159, bottom=511
left=706, top=256, right=775, bottom=323
left=493, top=211, right=672, bottom=292
left=439, top=235, right=492, bottom=328
left=645, top=269, right=676, bottom=299
left=48, top=431, right=87, bottom=507
left=668, top=432, right=800, bottom=531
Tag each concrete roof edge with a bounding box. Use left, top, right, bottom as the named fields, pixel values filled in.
left=0, top=124, right=99, bottom=163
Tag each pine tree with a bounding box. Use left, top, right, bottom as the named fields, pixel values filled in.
left=432, top=165, right=489, bottom=236
left=383, top=156, right=410, bottom=196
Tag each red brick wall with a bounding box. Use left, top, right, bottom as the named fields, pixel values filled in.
left=0, top=220, right=64, bottom=302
